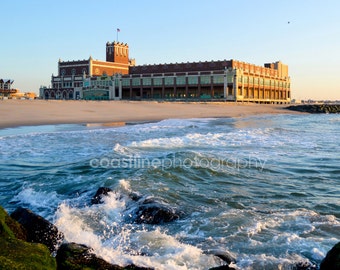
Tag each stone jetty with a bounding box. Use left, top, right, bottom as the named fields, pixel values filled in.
left=286, top=104, right=340, bottom=113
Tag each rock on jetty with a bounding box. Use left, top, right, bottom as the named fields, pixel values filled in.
left=2, top=205, right=340, bottom=269
left=286, top=104, right=340, bottom=113
left=320, top=242, right=340, bottom=270
left=0, top=206, right=153, bottom=270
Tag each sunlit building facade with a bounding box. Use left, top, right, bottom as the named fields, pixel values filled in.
left=40, top=40, right=290, bottom=103
left=122, top=60, right=290, bottom=103
left=40, top=42, right=133, bottom=100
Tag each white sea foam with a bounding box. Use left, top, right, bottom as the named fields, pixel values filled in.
left=11, top=187, right=60, bottom=219
left=129, top=132, right=231, bottom=150
left=113, top=143, right=141, bottom=157
left=236, top=252, right=315, bottom=270
left=119, top=179, right=132, bottom=192
left=55, top=192, right=219, bottom=270
left=127, top=126, right=301, bottom=153
left=1, top=114, right=339, bottom=269
left=114, top=118, right=206, bottom=136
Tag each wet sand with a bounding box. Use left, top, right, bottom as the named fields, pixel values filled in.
left=0, top=99, right=299, bottom=129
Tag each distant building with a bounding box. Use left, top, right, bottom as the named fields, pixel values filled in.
left=40, top=40, right=290, bottom=103
left=0, top=79, right=16, bottom=97
left=0, top=79, right=37, bottom=99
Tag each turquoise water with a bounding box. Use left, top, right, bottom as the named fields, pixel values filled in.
left=0, top=114, right=339, bottom=269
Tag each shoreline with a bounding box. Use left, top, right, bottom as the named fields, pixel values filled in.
left=0, top=99, right=301, bottom=129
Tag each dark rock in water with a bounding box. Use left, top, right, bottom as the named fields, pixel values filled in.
left=56, top=242, right=154, bottom=270
left=92, top=187, right=182, bottom=224
left=211, top=251, right=236, bottom=265
left=0, top=206, right=26, bottom=241
left=91, top=187, right=113, bottom=204
left=294, top=260, right=318, bottom=269
left=133, top=197, right=181, bottom=224
left=129, top=192, right=143, bottom=201
left=205, top=249, right=237, bottom=270
left=320, top=242, right=340, bottom=270
left=286, top=104, right=340, bottom=114
left=209, top=266, right=236, bottom=270
left=10, top=207, right=64, bottom=253
left=56, top=242, right=114, bottom=270
left=0, top=206, right=57, bottom=269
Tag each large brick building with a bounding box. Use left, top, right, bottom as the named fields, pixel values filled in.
left=41, top=42, right=134, bottom=100
left=124, top=59, right=290, bottom=102
left=40, top=40, right=290, bottom=103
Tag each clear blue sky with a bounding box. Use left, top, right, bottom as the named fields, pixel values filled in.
left=1, top=0, right=340, bottom=100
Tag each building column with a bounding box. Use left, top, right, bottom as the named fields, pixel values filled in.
left=241, top=75, right=244, bottom=97
left=140, top=75, right=143, bottom=98
left=161, top=74, right=165, bottom=98
left=223, top=70, right=227, bottom=99
left=185, top=73, right=189, bottom=99
left=118, top=74, right=122, bottom=100
left=210, top=72, right=214, bottom=98
left=198, top=72, right=202, bottom=99
left=173, top=73, right=177, bottom=98
left=109, top=76, right=114, bottom=100
left=129, top=76, right=132, bottom=99
left=109, top=86, right=114, bottom=100
left=233, top=72, right=237, bottom=101
left=151, top=74, right=154, bottom=98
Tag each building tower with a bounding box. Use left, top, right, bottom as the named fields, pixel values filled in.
left=106, top=41, right=129, bottom=65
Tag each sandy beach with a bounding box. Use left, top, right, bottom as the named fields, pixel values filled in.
left=0, top=99, right=299, bottom=129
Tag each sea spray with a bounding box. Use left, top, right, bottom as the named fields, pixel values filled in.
left=54, top=190, right=219, bottom=269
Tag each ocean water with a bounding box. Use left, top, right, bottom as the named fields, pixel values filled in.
left=0, top=114, right=339, bottom=269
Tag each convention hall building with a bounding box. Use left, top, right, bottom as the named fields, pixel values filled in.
left=40, top=40, right=291, bottom=103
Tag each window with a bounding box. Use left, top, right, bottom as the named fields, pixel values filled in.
left=226, top=75, right=233, bottom=84
left=122, top=78, right=130, bottom=86
left=143, top=78, right=152, bottom=86
left=153, top=78, right=162, bottom=86
left=213, top=75, right=223, bottom=84
left=164, top=77, right=174, bottom=85
left=176, top=76, right=186, bottom=85
left=132, top=78, right=141, bottom=86
left=200, top=75, right=211, bottom=85
left=188, top=76, right=198, bottom=85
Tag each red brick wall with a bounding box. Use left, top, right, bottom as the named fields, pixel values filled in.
left=92, top=60, right=129, bottom=75
left=106, top=42, right=129, bottom=65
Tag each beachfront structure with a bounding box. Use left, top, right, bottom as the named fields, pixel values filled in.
left=40, top=42, right=134, bottom=100
left=0, top=79, right=16, bottom=97
left=40, top=40, right=290, bottom=103
left=124, top=60, right=290, bottom=103
left=82, top=73, right=122, bottom=100
left=0, top=79, right=37, bottom=99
